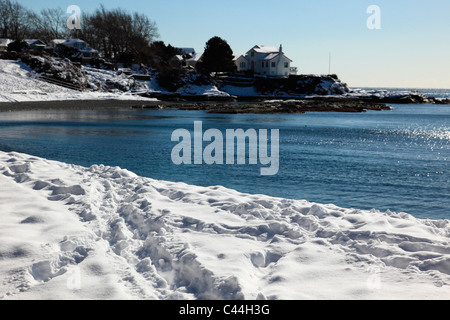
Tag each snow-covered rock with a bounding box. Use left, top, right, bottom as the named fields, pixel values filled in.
left=176, top=73, right=230, bottom=97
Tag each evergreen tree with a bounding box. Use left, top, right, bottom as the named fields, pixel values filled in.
left=196, top=36, right=235, bottom=75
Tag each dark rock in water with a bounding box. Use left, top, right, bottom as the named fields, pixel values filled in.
left=434, top=98, right=450, bottom=104
left=249, top=74, right=350, bottom=97
left=346, top=89, right=450, bottom=105
left=135, top=99, right=391, bottom=115
left=365, top=93, right=436, bottom=104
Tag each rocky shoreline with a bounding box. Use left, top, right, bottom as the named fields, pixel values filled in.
left=134, top=90, right=449, bottom=114
left=0, top=92, right=448, bottom=115
left=133, top=98, right=393, bottom=114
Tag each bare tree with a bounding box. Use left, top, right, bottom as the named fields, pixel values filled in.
left=0, top=0, right=35, bottom=40
left=0, top=0, right=11, bottom=38
left=131, top=12, right=159, bottom=46
left=0, top=1, right=160, bottom=64
left=34, top=8, right=69, bottom=42
left=80, top=5, right=159, bottom=62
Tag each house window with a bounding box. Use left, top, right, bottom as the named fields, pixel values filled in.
left=262, top=62, right=265, bottom=68
left=284, top=62, right=289, bottom=68
left=266, top=62, right=269, bottom=68
left=271, top=62, right=276, bottom=68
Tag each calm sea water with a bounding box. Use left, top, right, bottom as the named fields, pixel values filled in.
left=0, top=103, right=448, bottom=220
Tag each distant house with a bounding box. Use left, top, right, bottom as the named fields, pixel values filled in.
left=176, top=48, right=196, bottom=56
left=0, top=39, right=13, bottom=51
left=235, top=45, right=297, bottom=78
left=185, top=52, right=203, bottom=69
left=24, top=39, right=47, bottom=51
left=173, top=47, right=203, bottom=70
left=50, top=39, right=99, bottom=63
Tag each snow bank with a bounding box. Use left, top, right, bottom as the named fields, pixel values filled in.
left=0, top=151, right=449, bottom=300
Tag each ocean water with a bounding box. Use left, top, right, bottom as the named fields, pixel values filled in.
left=0, top=103, right=448, bottom=220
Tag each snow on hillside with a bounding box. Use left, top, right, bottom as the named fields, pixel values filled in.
left=0, top=59, right=72, bottom=102
left=176, top=72, right=230, bottom=97
left=176, top=83, right=230, bottom=97
left=221, top=85, right=260, bottom=97
left=0, top=59, right=157, bottom=103
left=0, top=151, right=449, bottom=300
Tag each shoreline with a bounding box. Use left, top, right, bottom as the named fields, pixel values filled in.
left=0, top=99, right=156, bottom=112
left=139, top=98, right=393, bottom=114
left=0, top=97, right=392, bottom=114
left=0, top=93, right=448, bottom=114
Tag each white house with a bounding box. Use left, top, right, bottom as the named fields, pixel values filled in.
left=235, top=45, right=296, bottom=78
left=24, top=39, right=47, bottom=51
left=185, top=52, right=203, bottom=69
left=176, top=47, right=196, bottom=56
left=0, top=39, right=13, bottom=51
left=173, top=48, right=203, bottom=69
left=50, top=39, right=99, bottom=62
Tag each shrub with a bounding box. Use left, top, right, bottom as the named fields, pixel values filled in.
left=196, top=36, right=236, bottom=75
left=0, top=51, right=19, bottom=60
left=157, top=68, right=185, bottom=92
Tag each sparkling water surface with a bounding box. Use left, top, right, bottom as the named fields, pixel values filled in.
left=0, top=103, right=448, bottom=220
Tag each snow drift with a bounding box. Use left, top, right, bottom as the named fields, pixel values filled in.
left=0, top=151, right=449, bottom=300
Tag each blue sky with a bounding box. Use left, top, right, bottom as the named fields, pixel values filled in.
left=19, top=0, right=450, bottom=88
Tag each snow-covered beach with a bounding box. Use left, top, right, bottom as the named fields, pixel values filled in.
left=0, top=151, right=449, bottom=300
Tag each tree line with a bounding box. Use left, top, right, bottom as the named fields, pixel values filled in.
left=0, top=0, right=160, bottom=65
left=0, top=0, right=237, bottom=78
